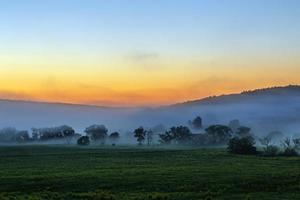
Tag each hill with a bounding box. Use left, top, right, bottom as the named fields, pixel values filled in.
left=159, top=85, right=300, bottom=134
left=0, top=85, right=299, bottom=135
left=173, top=85, right=300, bottom=106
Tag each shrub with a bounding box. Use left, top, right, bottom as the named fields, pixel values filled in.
left=77, top=136, right=90, bottom=146
left=227, top=136, right=257, bottom=155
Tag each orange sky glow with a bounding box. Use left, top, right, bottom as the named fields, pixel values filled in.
left=1, top=1, right=300, bottom=106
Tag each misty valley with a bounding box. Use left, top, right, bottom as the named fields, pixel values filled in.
left=2, top=0, right=300, bottom=199
left=0, top=86, right=300, bottom=199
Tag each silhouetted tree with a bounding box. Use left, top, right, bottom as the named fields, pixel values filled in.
left=192, top=116, right=202, bottom=129
left=227, top=136, right=257, bottom=155
left=159, top=131, right=174, bottom=144
left=159, top=126, right=192, bottom=145
left=109, top=132, right=120, bottom=144
left=171, top=126, right=192, bottom=144
left=205, top=125, right=232, bottom=144
left=77, top=136, right=90, bottom=146
left=85, top=124, right=108, bottom=144
left=134, top=127, right=146, bottom=145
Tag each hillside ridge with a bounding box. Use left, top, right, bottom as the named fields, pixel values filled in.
left=172, top=85, right=300, bottom=107
left=0, top=85, right=299, bottom=108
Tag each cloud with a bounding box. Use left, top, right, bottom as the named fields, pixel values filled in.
left=126, top=51, right=162, bottom=71
left=130, top=52, right=159, bottom=61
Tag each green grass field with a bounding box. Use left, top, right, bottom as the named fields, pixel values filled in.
left=0, top=146, right=299, bottom=200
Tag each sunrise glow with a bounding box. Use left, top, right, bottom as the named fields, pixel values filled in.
left=1, top=0, right=300, bottom=106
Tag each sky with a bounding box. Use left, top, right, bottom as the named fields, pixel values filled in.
left=0, top=0, right=299, bottom=107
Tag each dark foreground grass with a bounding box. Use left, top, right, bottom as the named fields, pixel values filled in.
left=0, top=146, right=299, bottom=200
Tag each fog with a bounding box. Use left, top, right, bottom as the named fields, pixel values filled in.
left=0, top=86, right=300, bottom=141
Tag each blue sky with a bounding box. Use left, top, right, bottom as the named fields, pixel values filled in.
left=1, top=0, right=299, bottom=55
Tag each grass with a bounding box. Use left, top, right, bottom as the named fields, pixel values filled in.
left=0, top=145, right=299, bottom=199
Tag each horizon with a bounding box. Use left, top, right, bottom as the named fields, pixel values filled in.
left=1, top=0, right=300, bottom=106
left=0, top=84, right=298, bottom=108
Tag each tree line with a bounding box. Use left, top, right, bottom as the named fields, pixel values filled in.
left=0, top=116, right=299, bottom=156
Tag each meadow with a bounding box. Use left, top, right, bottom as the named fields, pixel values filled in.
left=0, top=146, right=299, bottom=200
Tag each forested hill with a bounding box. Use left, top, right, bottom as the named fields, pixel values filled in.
left=171, top=85, right=300, bottom=107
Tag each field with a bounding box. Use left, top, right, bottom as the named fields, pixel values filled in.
left=0, top=146, right=299, bottom=200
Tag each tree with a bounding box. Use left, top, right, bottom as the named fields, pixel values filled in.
left=60, top=125, right=75, bottom=137
left=192, top=116, right=202, bottom=129
left=171, top=126, right=192, bottom=144
left=259, top=135, right=280, bottom=156
left=0, top=127, right=31, bottom=143
left=159, top=126, right=192, bottom=145
left=77, top=136, right=90, bottom=146
left=205, top=125, right=233, bottom=144
left=0, top=127, right=18, bottom=143
left=60, top=125, right=75, bottom=144
left=159, top=131, right=174, bottom=144
left=281, top=137, right=299, bottom=156
left=109, top=132, right=120, bottom=144
left=85, top=125, right=108, bottom=144
left=134, top=127, right=146, bottom=145
left=227, top=136, right=257, bottom=155
left=33, top=125, right=75, bottom=141
left=259, top=136, right=272, bottom=149
left=15, top=131, right=30, bottom=143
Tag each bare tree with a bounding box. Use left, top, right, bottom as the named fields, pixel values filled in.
left=259, top=136, right=272, bottom=149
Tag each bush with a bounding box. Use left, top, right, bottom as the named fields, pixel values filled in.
left=77, top=136, right=90, bottom=146
left=227, top=137, right=257, bottom=155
